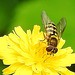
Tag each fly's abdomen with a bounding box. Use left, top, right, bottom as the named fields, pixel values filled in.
left=46, top=23, right=58, bottom=37
left=46, top=23, right=59, bottom=47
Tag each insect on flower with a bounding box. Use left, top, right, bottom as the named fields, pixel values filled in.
left=41, top=11, right=66, bottom=55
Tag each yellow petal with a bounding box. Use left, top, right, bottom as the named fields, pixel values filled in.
left=32, top=63, right=43, bottom=73
left=14, top=26, right=29, bottom=47
left=44, top=68, right=59, bottom=75
left=0, top=36, right=8, bottom=51
left=21, top=58, right=35, bottom=66
left=56, top=67, right=75, bottom=75
left=8, top=33, right=19, bottom=44
left=62, top=68, right=75, bottom=75
left=27, top=30, right=32, bottom=45
left=19, top=38, right=29, bottom=53
left=13, top=65, right=32, bottom=75
left=33, top=72, right=41, bottom=75
left=60, top=53, right=75, bottom=66
left=5, top=36, right=30, bottom=58
left=56, top=47, right=73, bottom=56
left=54, top=53, right=75, bottom=67
left=3, top=63, right=24, bottom=74
left=32, top=25, right=40, bottom=37
left=57, top=38, right=65, bottom=49
left=31, top=25, right=44, bottom=45
left=27, top=29, right=31, bottom=38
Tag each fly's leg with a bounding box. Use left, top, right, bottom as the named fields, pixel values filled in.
left=40, top=32, right=46, bottom=41
left=40, top=39, right=45, bottom=41
left=39, top=32, right=47, bottom=45
left=43, top=32, right=47, bottom=39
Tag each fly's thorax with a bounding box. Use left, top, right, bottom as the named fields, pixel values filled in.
left=50, top=37, right=58, bottom=47
left=47, top=36, right=59, bottom=47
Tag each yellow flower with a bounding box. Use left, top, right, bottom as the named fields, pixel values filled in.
left=0, top=25, right=75, bottom=75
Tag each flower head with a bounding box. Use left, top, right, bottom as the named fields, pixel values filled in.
left=0, top=25, right=75, bottom=75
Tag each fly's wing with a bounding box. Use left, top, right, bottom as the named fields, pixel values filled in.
left=56, top=18, right=66, bottom=38
left=41, top=11, right=51, bottom=31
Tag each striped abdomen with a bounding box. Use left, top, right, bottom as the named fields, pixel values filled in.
left=45, top=23, right=58, bottom=47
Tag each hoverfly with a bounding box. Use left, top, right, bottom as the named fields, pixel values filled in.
left=41, top=11, right=66, bottom=55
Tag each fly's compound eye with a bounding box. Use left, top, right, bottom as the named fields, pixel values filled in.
left=54, top=47, right=58, bottom=53
left=46, top=46, right=53, bottom=52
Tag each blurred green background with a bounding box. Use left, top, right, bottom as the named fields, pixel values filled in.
left=0, top=0, right=75, bottom=75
